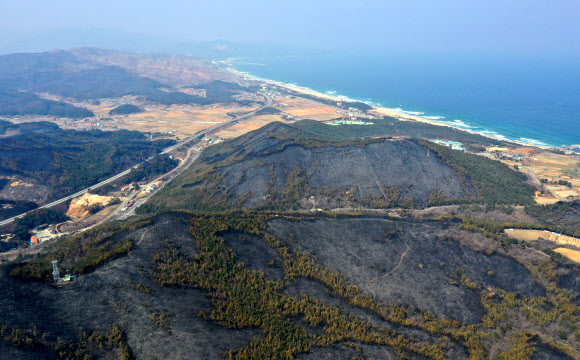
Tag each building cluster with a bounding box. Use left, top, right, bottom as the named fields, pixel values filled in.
left=335, top=109, right=375, bottom=121
left=326, top=120, right=374, bottom=126
left=0, top=233, right=15, bottom=242
left=179, top=88, right=206, bottom=97
left=29, top=223, right=57, bottom=245
left=120, top=182, right=136, bottom=192
left=144, top=182, right=160, bottom=194
left=232, top=93, right=262, bottom=102
left=74, top=122, right=120, bottom=131
left=433, top=140, right=466, bottom=151
left=492, top=151, right=527, bottom=162
left=558, top=145, right=580, bottom=155
left=259, top=86, right=285, bottom=99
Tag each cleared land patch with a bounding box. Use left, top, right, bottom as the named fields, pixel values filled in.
left=554, top=248, right=580, bottom=263
left=286, top=106, right=337, bottom=117
left=504, top=229, right=580, bottom=247
left=215, top=114, right=288, bottom=139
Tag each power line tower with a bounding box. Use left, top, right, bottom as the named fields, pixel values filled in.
left=51, top=260, right=60, bottom=283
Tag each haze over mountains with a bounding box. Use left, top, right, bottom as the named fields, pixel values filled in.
left=0, top=48, right=226, bottom=98
left=0, top=27, right=319, bottom=59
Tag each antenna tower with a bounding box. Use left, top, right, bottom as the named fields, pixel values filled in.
left=51, top=260, right=60, bottom=283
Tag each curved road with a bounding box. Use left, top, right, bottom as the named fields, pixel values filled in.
left=0, top=91, right=272, bottom=228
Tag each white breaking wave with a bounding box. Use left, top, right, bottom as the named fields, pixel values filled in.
left=519, top=138, right=548, bottom=146
left=229, top=64, right=560, bottom=148
left=452, top=119, right=472, bottom=128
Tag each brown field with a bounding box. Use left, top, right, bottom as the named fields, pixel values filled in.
left=556, top=190, right=578, bottom=198
left=553, top=248, right=580, bottom=263
left=486, top=147, right=510, bottom=152
left=215, top=124, right=262, bottom=139
left=504, top=229, right=580, bottom=247
left=4, top=94, right=292, bottom=141
left=114, top=108, right=233, bottom=139
left=196, top=108, right=235, bottom=114
left=300, top=113, right=341, bottom=121
left=215, top=114, right=288, bottom=139
left=275, top=97, right=321, bottom=109
left=13, top=92, right=340, bottom=141
left=274, top=97, right=339, bottom=121
left=491, top=147, right=580, bottom=203
left=504, top=229, right=552, bottom=242
left=530, top=151, right=580, bottom=200
left=534, top=191, right=560, bottom=204
left=511, top=147, right=540, bottom=156
left=45, top=100, right=262, bottom=139
left=286, top=106, right=337, bottom=117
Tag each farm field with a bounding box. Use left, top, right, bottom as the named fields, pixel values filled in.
left=554, top=248, right=580, bottom=263
left=504, top=228, right=580, bottom=247
left=214, top=114, right=289, bottom=139
left=491, top=146, right=580, bottom=203
left=529, top=151, right=580, bottom=200
left=274, top=96, right=339, bottom=120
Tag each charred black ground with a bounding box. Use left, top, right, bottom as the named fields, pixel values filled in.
left=2, top=211, right=578, bottom=359
left=139, top=122, right=534, bottom=213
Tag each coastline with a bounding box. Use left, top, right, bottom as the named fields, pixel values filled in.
left=226, top=66, right=555, bottom=149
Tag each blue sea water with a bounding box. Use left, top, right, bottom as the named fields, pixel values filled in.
left=231, top=54, right=580, bottom=147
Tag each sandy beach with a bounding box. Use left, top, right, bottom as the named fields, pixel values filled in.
left=227, top=66, right=552, bottom=149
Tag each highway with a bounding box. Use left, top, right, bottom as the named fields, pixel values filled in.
left=0, top=91, right=272, bottom=229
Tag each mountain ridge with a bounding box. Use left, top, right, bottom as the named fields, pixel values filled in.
left=138, top=121, right=534, bottom=213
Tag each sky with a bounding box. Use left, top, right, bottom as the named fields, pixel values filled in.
left=1, top=0, right=579, bottom=56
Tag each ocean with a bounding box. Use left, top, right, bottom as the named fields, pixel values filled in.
left=231, top=54, right=580, bottom=147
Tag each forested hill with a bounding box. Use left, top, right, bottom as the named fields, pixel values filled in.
left=138, top=121, right=535, bottom=213
left=0, top=121, right=175, bottom=205
left=0, top=91, right=94, bottom=119
left=0, top=49, right=247, bottom=117
left=0, top=50, right=162, bottom=100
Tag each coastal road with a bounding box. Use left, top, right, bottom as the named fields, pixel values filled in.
left=0, top=91, right=272, bottom=229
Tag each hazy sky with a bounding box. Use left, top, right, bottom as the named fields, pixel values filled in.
left=2, top=0, right=579, bottom=55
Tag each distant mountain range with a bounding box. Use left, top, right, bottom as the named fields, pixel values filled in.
left=0, top=27, right=324, bottom=59
left=0, top=48, right=251, bottom=118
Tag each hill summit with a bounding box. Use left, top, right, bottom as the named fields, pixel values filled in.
left=139, top=122, right=534, bottom=213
